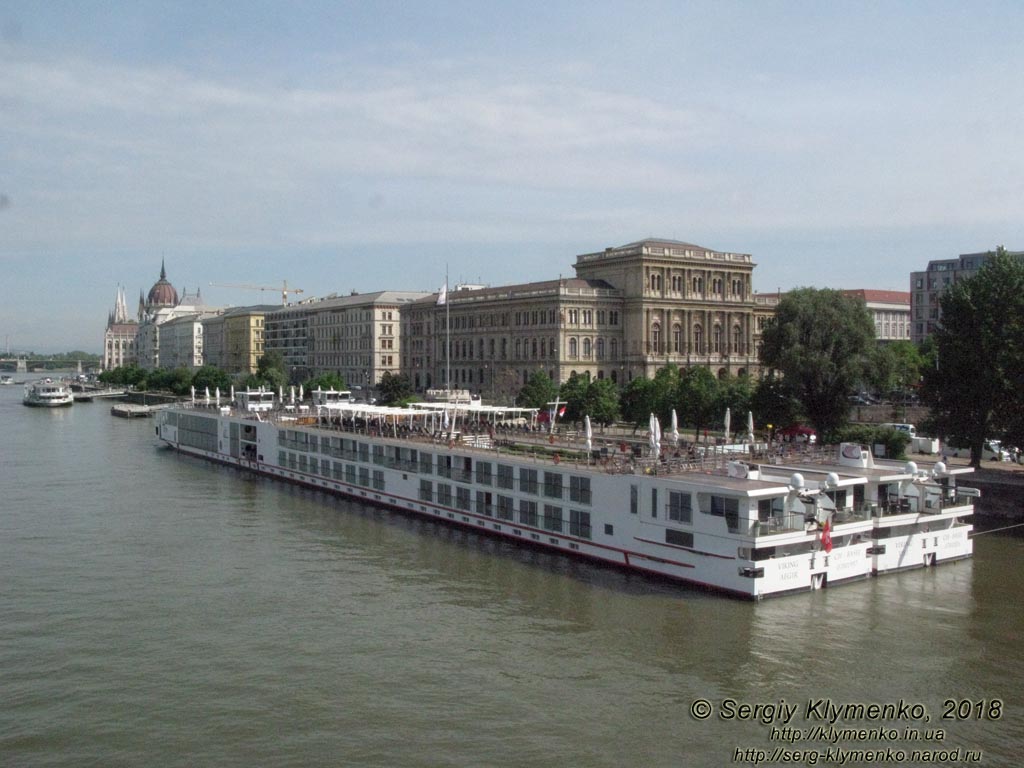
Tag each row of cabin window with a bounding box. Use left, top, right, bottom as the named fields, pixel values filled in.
left=279, top=451, right=386, bottom=490
left=629, top=487, right=742, bottom=532
left=417, top=480, right=592, bottom=538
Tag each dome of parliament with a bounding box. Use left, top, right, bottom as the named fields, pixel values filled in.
left=146, top=261, right=179, bottom=308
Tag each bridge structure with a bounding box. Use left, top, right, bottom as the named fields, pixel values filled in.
left=0, top=358, right=93, bottom=374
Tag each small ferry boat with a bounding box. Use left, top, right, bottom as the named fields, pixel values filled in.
left=23, top=378, right=75, bottom=407
left=0, top=374, right=14, bottom=386
left=155, top=395, right=976, bottom=599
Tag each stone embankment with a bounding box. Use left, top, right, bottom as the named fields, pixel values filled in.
left=918, top=452, right=1024, bottom=521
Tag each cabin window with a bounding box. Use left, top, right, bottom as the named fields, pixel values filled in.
left=419, top=479, right=433, bottom=502
left=651, top=488, right=658, bottom=518
left=372, top=470, right=385, bottom=491
left=665, top=529, right=694, bottom=548
left=570, top=476, right=591, bottom=504
left=456, top=487, right=471, bottom=511
left=437, top=484, right=453, bottom=507
left=630, top=485, right=638, bottom=515
left=757, top=497, right=784, bottom=523
left=345, top=465, right=356, bottom=484
left=543, top=505, right=563, bottom=533
left=497, top=495, right=514, bottom=521
left=570, top=510, right=591, bottom=539
left=358, top=467, right=370, bottom=487
left=604, top=524, right=614, bottom=536
left=708, top=495, right=740, bottom=533
left=497, top=464, right=514, bottom=490
left=520, top=468, right=539, bottom=495
left=543, top=472, right=563, bottom=499
left=519, top=499, right=538, bottom=527
left=668, top=491, right=692, bottom=523
left=419, top=451, right=433, bottom=474
left=475, top=462, right=493, bottom=486
left=476, top=491, right=494, bottom=517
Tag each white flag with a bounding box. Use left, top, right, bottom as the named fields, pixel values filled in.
left=437, top=283, right=448, bottom=306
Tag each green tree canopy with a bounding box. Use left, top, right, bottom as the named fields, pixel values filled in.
left=582, top=378, right=620, bottom=427
left=516, top=370, right=558, bottom=409
left=922, top=248, right=1024, bottom=466
left=304, top=372, right=347, bottom=393
left=192, top=365, right=232, bottom=394
left=676, top=366, right=719, bottom=440
left=254, top=351, right=288, bottom=391
left=749, top=373, right=800, bottom=434
left=760, top=287, right=875, bottom=439
left=619, top=377, right=655, bottom=431
left=377, top=371, right=414, bottom=406
left=558, top=372, right=591, bottom=424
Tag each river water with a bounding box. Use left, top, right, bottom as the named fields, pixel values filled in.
left=1, top=383, right=1021, bottom=767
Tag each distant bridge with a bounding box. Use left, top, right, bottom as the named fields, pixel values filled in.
left=0, top=358, right=94, bottom=373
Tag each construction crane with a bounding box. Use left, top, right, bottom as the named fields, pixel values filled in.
left=209, top=281, right=305, bottom=306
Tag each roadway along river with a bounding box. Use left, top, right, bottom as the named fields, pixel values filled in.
left=1, top=384, right=1021, bottom=767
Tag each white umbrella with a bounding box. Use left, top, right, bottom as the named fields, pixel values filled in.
left=671, top=408, right=680, bottom=447
left=584, top=415, right=593, bottom=454
left=649, top=413, right=661, bottom=459
left=230, top=385, right=235, bottom=402
left=443, top=409, right=450, bottom=431
left=747, top=410, right=755, bottom=444
left=289, top=385, right=295, bottom=405
left=279, top=385, right=284, bottom=403
left=215, top=387, right=220, bottom=406
left=190, top=385, right=195, bottom=404
left=299, top=384, right=304, bottom=402
left=724, top=407, right=731, bottom=442
left=204, top=386, right=210, bottom=405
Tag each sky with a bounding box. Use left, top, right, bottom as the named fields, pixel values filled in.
left=2, top=1, right=1022, bottom=353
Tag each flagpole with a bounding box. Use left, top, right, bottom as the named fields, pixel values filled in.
left=445, top=263, right=450, bottom=401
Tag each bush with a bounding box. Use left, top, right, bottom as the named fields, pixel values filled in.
left=830, top=424, right=911, bottom=460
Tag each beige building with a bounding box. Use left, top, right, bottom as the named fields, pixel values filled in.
left=201, top=313, right=226, bottom=371
left=225, top=305, right=278, bottom=375
left=754, top=289, right=911, bottom=345
left=158, top=313, right=213, bottom=370
left=401, top=238, right=762, bottom=401
left=295, top=291, right=429, bottom=387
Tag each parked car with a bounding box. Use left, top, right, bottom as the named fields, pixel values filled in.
left=880, top=422, right=917, bottom=439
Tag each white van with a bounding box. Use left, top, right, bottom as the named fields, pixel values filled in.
left=945, top=440, right=1010, bottom=462
left=880, top=423, right=916, bottom=439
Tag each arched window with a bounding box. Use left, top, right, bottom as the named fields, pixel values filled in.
left=596, top=337, right=605, bottom=360
left=583, top=338, right=592, bottom=358
left=693, top=276, right=704, bottom=294
left=718, top=368, right=728, bottom=380
left=713, top=325, right=723, bottom=353
left=732, top=325, right=743, bottom=354
left=672, top=323, right=682, bottom=353
left=650, top=323, right=661, bottom=354
left=693, top=324, right=703, bottom=353
left=531, top=338, right=538, bottom=358
left=515, top=339, right=522, bottom=359
left=569, top=337, right=578, bottom=358
left=610, top=338, right=618, bottom=359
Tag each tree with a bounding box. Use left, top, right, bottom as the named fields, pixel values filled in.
left=864, top=341, right=923, bottom=400
left=619, top=377, right=655, bottom=432
left=760, top=288, right=875, bottom=439
left=650, top=364, right=682, bottom=424
left=192, top=365, right=232, bottom=394
left=922, top=249, right=1024, bottom=466
left=304, top=372, right=347, bottom=393
left=377, top=371, right=414, bottom=405
left=558, top=372, right=590, bottom=424
left=254, top=351, right=288, bottom=391
left=749, top=373, right=800, bottom=434
left=582, top=378, right=620, bottom=427
left=676, top=366, right=719, bottom=440
left=516, top=370, right=558, bottom=409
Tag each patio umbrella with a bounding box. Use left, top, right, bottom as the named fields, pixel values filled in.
left=747, top=410, right=755, bottom=444
left=190, top=385, right=195, bottom=404
left=299, top=384, right=304, bottom=402
left=204, top=386, right=210, bottom=405
left=724, top=407, right=731, bottom=442
left=584, top=415, right=593, bottom=454
left=671, top=408, right=680, bottom=446
left=215, top=387, right=220, bottom=406
left=649, top=413, right=661, bottom=459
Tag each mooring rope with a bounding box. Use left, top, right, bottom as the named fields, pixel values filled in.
left=970, top=521, right=1024, bottom=537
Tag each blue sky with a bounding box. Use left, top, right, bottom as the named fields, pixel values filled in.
left=2, top=1, right=1022, bottom=352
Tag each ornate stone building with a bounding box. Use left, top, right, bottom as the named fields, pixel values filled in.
left=400, top=238, right=762, bottom=402
left=101, top=285, right=138, bottom=370
left=134, top=261, right=218, bottom=369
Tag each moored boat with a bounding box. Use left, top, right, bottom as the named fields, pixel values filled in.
left=23, top=378, right=75, bottom=407
left=155, top=395, right=976, bottom=599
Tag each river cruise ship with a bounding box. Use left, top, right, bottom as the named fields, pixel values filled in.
left=23, top=378, right=75, bottom=407
left=155, top=396, right=976, bottom=599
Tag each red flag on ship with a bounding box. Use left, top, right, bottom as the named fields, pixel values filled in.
left=558, top=406, right=566, bottom=417
left=821, top=519, right=833, bottom=553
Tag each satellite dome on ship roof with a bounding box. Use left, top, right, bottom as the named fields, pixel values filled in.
left=146, top=260, right=179, bottom=308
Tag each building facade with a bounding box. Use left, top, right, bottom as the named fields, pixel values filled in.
left=909, top=249, right=1023, bottom=344
left=223, top=305, right=279, bottom=375
left=157, top=313, right=211, bottom=370
left=134, top=262, right=218, bottom=369
left=263, top=301, right=314, bottom=382
left=297, top=291, right=429, bottom=386
left=401, top=238, right=762, bottom=402
left=756, top=289, right=910, bottom=344
left=101, top=285, right=138, bottom=370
